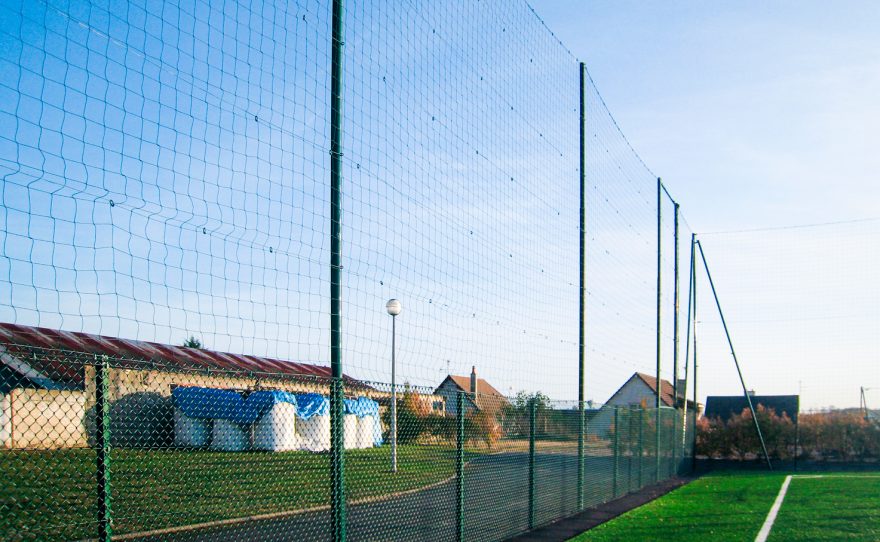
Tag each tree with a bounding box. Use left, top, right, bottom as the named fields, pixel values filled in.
left=183, top=336, right=202, bottom=349
left=508, top=391, right=552, bottom=437
left=512, top=390, right=551, bottom=413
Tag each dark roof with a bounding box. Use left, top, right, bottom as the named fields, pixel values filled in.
left=0, top=322, right=367, bottom=390
left=435, top=374, right=510, bottom=412
left=704, top=395, right=800, bottom=423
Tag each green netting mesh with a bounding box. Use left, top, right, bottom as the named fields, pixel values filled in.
left=0, top=0, right=699, bottom=540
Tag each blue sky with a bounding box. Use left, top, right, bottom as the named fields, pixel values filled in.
left=0, top=0, right=876, bottom=409
left=535, top=0, right=880, bottom=229
left=534, top=1, right=880, bottom=409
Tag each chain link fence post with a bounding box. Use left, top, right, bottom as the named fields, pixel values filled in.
left=528, top=398, right=536, bottom=530
left=637, top=408, right=644, bottom=488
left=330, top=378, right=346, bottom=541
left=95, top=354, right=112, bottom=542
left=456, top=392, right=465, bottom=542
left=628, top=409, right=635, bottom=493
left=612, top=407, right=620, bottom=499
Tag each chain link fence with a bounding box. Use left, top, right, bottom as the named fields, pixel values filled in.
left=0, top=344, right=693, bottom=541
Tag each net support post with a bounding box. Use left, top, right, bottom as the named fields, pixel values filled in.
left=95, top=354, right=112, bottom=542
left=655, top=177, right=663, bottom=483
left=672, top=202, right=680, bottom=476
left=329, top=0, right=347, bottom=538
left=691, top=233, right=698, bottom=473
left=577, top=60, right=587, bottom=512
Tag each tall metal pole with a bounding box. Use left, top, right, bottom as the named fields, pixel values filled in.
left=672, top=203, right=680, bottom=473
left=690, top=234, right=698, bottom=472
left=391, top=315, right=397, bottom=473
left=329, top=0, right=347, bottom=537
left=681, top=233, right=694, bottom=451
left=696, top=241, right=772, bottom=470
left=655, top=177, right=662, bottom=482
left=577, top=61, right=587, bottom=510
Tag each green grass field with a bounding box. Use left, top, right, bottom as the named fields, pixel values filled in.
left=0, top=445, right=470, bottom=540
left=570, top=471, right=880, bottom=542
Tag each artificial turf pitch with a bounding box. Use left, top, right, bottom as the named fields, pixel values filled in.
left=569, top=471, right=880, bottom=542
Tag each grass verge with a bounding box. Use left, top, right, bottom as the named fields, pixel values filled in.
left=0, top=445, right=472, bottom=540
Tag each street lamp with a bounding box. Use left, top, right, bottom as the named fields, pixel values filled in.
left=386, top=298, right=402, bottom=472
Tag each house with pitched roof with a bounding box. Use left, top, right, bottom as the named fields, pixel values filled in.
left=434, top=366, right=509, bottom=417
left=591, top=372, right=698, bottom=432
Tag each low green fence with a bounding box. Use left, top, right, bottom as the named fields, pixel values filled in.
left=0, top=348, right=693, bottom=541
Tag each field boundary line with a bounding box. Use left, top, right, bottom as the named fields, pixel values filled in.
left=754, top=474, right=792, bottom=542
left=791, top=474, right=880, bottom=479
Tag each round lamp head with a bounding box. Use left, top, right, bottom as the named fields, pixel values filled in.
left=386, top=298, right=402, bottom=316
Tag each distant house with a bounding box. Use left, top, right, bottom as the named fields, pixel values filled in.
left=591, top=372, right=698, bottom=431
left=606, top=372, right=681, bottom=409
left=704, top=394, right=799, bottom=423
left=434, top=366, right=509, bottom=417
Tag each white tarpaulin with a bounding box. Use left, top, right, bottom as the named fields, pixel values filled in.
left=298, top=415, right=331, bottom=452
left=173, top=408, right=209, bottom=447
left=212, top=418, right=249, bottom=451
left=253, top=401, right=298, bottom=451
left=343, top=414, right=358, bottom=449
left=355, top=415, right=377, bottom=449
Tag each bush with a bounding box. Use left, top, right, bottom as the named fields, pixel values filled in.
left=799, top=411, right=880, bottom=460
left=465, top=409, right=502, bottom=449
left=696, top=406, right=880, bottom=461
left=381, top=390, right=504, bottom=448
left=384, top=390, right=434, bottom=445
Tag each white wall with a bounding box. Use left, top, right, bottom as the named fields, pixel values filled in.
left=0, top=393, right=10, bottom=447
left=607, top=378, right=655, bottom=408
left=591, top=377, right=656, bottom=433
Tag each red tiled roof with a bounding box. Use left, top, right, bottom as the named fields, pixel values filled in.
left=634, top=372, right=677, bottom=407
left=0, top=322, right=366, bottom=390
left=442, top=375, right=509, bottom=412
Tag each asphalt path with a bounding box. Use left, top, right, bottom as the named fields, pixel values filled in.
left=134, top=452, right=665, bottom=542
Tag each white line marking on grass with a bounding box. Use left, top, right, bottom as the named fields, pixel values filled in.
left=755, top=475, right=792, bottom=542
left=792, top=474, right=880, bottom=479
left=753, top=473, right=880, bottom=542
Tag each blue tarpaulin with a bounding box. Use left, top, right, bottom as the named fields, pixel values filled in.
left=173, top=387, right=298, bottom=424
left=295, top=393, right=329, bottom=420
left=172, top=388, right=379, bottom=444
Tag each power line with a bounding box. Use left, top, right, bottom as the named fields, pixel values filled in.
left=699, top=216, right=880, bottom=236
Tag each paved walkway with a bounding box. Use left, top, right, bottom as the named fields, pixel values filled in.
left=133, top=453, right=655, bottom=542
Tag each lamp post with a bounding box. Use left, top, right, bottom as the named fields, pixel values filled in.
left=386, top=299, right=402, bottom=473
